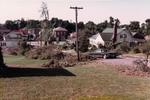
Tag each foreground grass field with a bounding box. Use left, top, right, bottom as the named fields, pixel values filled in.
left=3, top=54, right=48, bottom=67
left=1, top=55, right=150, bottom=100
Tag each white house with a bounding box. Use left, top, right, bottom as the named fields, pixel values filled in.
left=1, top=31, right=24, bottom=48
left=89, top=33, right=105, bottom=48
left=4, top=31, right=23, bottom=41
left=101, top=28, right=134, bottom=43
left=89, top=28, right=139, bottom=48
left=0, top=41, right=18, bottom=48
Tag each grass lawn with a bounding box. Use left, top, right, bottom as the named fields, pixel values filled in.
left=3, top=54, right=48, bottom=67
left=1, top=55, right=150, bottom=100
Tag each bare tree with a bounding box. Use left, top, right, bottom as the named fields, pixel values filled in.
left=39, top=2, right=50, bottom=46
left=40, top=2, right=49, bottom=20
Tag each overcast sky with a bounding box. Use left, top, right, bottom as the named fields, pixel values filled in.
left=0, top=0, right=150, bottom=24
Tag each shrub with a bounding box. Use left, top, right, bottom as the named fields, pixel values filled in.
left=133, top=59, right=150, bottom=72
left=42, top=53, right=94, bottom=68
left=90, top=45, right=97, bottom=51
left=116, top=42, right=131, bottom=53
left=25, top=45, right=64, bottom=60
left=61, top=43, right=68, bottom=50
left=132, top=46, right=141, bottom=54
left=4, top=48, right=18, bottom=56
left=42, top=54, right=76, bottom=68
left=70, top=44, right=75, bottom=49
left=78, top=31, right=89, bottom=52
left=42, top=59, right=62, bottom=68
left=18, top=41, right=32, bottom=55
left=140, top=41, right=150, bottom=59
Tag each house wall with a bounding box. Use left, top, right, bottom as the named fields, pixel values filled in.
left=0, top=41, right=18, bottom=48
left=89, top=34, right=105, bottom=48
left=54, top=31, right=67, bottom=41
left=117, top=30, right=134, bottom=43
left=89, top=38, right=99, bottom=48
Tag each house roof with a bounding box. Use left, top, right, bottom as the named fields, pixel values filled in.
left=102, top=28, right=124, bottom=34
left=53, top=27, right=67, bottom=32
left=100, top=28, right=129, bottom=41
left=100, top=33, right=112, bottom=41
left=131, top=32, right=137, bottom=36
left=131, top=32, right=144, bottom=39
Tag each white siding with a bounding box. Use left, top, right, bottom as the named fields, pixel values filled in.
left=89, top=33, right=105, bottom=48
left=0, top=41, right=18, bottom=48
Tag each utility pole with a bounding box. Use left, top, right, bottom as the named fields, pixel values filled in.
left=70, top=6, right=83, bottom=61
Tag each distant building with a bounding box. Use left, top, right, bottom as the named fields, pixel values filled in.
left=145, top=35, right=150, bottom=41
left=0, top=24, right=10, bottom=41
left=100, top=28, right=134, bottom=45
left=89, top=28, right=144, bottom=48
left=27, top=28, right=40, bottom=40
left=89, top=33, right=104, bottom=48
left=4, top=31, right=23, bottom=41
left=53, top=27, right=68, bottom=41
left=131, top=32, right=145, bottom=44
left=69, top=32, right=77, bottom=39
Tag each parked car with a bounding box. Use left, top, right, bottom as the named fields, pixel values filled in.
left=87, top=49, right=120, bottom=59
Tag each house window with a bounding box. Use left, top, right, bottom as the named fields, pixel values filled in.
left=120, top=34, right=127, bottom=38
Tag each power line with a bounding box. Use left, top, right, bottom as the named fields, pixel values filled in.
left=70, top=6, right=83, bottom=61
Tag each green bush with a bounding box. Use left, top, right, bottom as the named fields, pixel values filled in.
left=18, top=41, right=32, bottom=55
left=132, top=46, right=141, bottom=54
left=78, top=32, right=89, bottom=52
left=61, top=43, right=68, bottom=50
left=116, top=42, right=131, bottom=53
left=25, top=45, right=64, bottom=60
left=5, top=48, right=18, bottom=56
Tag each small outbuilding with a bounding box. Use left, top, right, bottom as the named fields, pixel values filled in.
left=53, top=27, right=68, bottom=41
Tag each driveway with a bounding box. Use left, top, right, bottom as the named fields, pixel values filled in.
left=100, top=55, right=149, bottom=67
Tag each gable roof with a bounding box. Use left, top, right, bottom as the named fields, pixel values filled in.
left=102, top=28, right=124, bottom=34
left=100, top=33, right=112, bottom=41
left=100, top=28, right=129, bottom=41
left=131, top=32, right=144, bottom=39
left=53, top=27, right=67, bottom=32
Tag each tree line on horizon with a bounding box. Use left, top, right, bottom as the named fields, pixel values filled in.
left=3, top=16, right=150, bottom=36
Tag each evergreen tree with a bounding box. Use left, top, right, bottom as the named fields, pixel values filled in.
left=78, top=31, right=89, bottom=52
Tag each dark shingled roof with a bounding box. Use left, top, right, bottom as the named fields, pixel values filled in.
left=100, top=28, right=124, bottom=41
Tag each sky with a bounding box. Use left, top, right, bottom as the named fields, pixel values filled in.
left=0, top=0, right=150, bottom=24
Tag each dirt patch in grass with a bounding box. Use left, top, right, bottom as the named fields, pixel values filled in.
left=100, top=61, right=150, bottom=78
left=117, top=66, right=150, bottom=77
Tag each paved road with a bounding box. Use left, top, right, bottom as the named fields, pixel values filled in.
left=100, top=56, right=150, bottom=67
